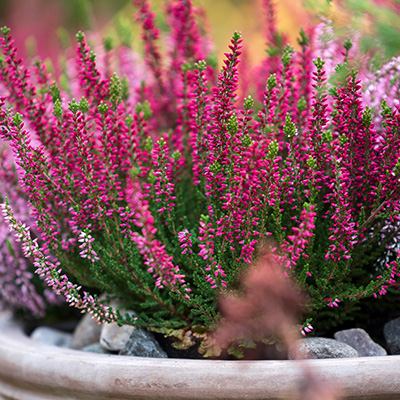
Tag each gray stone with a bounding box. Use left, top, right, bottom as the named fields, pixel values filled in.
left=82, top=343, right=111, bottom=354
left=289, top=338, right=359, bottom=360
left=119, top=328, right=168, bottom=358
left=384, top=317, right=400, bottom=355
left=30, top=326, right=73, bottom=348
left=100, top=322, right=134, bottom=352
left=71, top=313, right=102, bottom=350
left=334, top=328, right=387, bottom=357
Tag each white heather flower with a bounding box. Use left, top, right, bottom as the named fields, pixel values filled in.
left=177, top=229, right=193, bottom=255
left=300, top=323, right=314, bottom=336
left=323, top=298, right=341, bottom=308
left=0, top=206, right=113, bottom=322
left=78, top=231, right=100, bottom=262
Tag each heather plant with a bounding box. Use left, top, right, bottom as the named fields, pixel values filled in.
left=0, top=144, right=44, bottom=316
left=307, top=0, right=400, bottom=59
left=1, top=0, right=400, bottom=356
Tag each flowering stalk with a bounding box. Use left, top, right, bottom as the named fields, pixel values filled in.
left=1, top=199, right=116, bottom=323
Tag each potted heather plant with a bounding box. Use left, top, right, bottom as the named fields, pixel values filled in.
left=2, top=0, right=400, bottom=398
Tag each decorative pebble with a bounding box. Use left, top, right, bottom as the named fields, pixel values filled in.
left=119, top=328, right=168, bottom=358
left=289, top=338, right=359, bottom=360
left=384, top=317, right=400, bottom=355
left=334, top=328, right=387, bottom=357
left=82, top=343, right=112, bottom=354
left=71, top=313, right=102, bottom=350
left=30, top=326, right=73, bottom=348
left=100, top=322, right=134, bottom=352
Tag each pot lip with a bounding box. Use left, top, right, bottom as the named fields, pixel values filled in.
left=2, top=313, right=400, bottom=400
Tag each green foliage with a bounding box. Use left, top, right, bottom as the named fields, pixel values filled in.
left=68, top=99, right=80, bottom=115
left=362, top=107, right=372, bottom=128
left=110, top=74, right=122, bottom=108
left=297, top=97, right=307, bottom=113
left=76, top=31, right=85, bottom=43
left=136, top=101, right=152, bottom=120
left=195, top=60, right=207, bottom=72
left=313, top=56, right=325, bottom=71
left=227, top=114, right=238, bottom=136
left=78, top=97, right=90, bottom=113
left=297, top=28, right=309, bottom=47
left=232, top=30, right=242, bottom=42
left=50, top=83, right=61, bottom=103
left=267, top=140, right=279, bottom=160
left=322, top=130, right=333, bottom=143
left=241, top=134, right=252, bottom=148
left=343, top=38, right=353, bottom=51
left=0, top=26, right=10, bottom=36
left=281, top=45, right=294, bottom=67
left=307, top=156, right=317, bottom=171
left=267, top=74, right=277, bottom=91
left=243, top=95, right=254, bottom=110
left=103, top=37, right=113, bottom=52
left=115, top=16, right=133, bottom=48
left=283, top=113, right=297, bottom=139
left=12, top=113, right=22, bottom=127
left=53, top=99, right=63, bottom=120
left=98, top=101, right=109, bottom=115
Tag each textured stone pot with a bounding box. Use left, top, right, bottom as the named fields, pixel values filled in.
left=1, top=314, right=400, bottom=400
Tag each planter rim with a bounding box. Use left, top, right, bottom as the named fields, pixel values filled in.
left=1, top=314, right=400, bottom=399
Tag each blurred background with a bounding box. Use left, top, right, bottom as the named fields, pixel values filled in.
left=0, top=0, right=399, bottom=69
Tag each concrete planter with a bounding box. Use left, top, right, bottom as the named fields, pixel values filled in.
left=1, top=314, right=400, bottom=400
